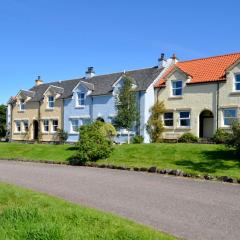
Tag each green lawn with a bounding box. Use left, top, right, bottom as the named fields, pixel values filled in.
left=0, top=183, right=176, bottom=240
left=0, top=142, right=239, bottom=179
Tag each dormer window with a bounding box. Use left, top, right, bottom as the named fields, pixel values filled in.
left=48, top=96, right=54, bottom=109
left=19, top=99, right=26, bottom=111
left=77, top=92, right=85, bottom=106
left=235, top=73, right=240, bottom=91
left=172, top=80, right=183, bottom=96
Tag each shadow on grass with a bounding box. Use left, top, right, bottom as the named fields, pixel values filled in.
left=174, top=148, right=240, bottom=174
left=66, top=146, right=78, bottom=151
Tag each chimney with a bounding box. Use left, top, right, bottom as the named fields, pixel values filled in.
left=35, top=76, right=43, bottom=86
left=85, top=67, right=95, bottom=78
left=158, top=53, right=167, bottom=68
left=171, top=53, right=178, bottom=64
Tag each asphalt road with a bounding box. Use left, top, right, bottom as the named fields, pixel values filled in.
left=0, top=160, right=239, bottom=240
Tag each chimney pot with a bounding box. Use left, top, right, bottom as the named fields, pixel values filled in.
left=35, top=76, right=43, bottom=86
left=158, top=53, right=167, bottom=68
left=85, top=66, right=95, bottom=78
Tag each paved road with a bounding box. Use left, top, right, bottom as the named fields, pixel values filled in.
left=0, top=161, right=239, bottom=240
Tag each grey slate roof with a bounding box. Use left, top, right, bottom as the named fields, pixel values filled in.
left=27, top=66, right=163, bottom=102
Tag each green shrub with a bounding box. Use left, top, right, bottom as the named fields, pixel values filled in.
left=132, top=135, right=144, bottom=144
left=178, top=133, right=198, bottom=143
left=213, top=129, right=231, bottom=144
left=57, top=129, right=68, bottom=144
left=226, top=121, right=240, bottom=155
left=70, top=121, right=113, bottom=165
left=99, top=122, right=117, bottom=142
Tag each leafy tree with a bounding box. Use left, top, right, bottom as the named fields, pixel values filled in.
left=70, top=121, right=113, bottom=165
left=146, top=101, right=165, bottom=143
left=226, top=121, right=240, bottom=155
left=0, top=105, right=7, bottom=138
left=98, top=122, right=117, bottom=142
left=114, top=76, right=139, bottom=144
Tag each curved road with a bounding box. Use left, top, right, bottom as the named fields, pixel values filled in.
left=0, top=160, right=239, bottom=240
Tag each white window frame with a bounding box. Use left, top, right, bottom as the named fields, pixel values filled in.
left=48, top=96, right=55, bottom=109
left=52, top=119, right=59, bottom=132
left=43, top=120, right=49, bottom=132
left=171, top=80, right=183, bottom=96
left=22, top=120, right=29, bottom=132
left=76, top=91, right=85, bottom=107
left=223, top=108, right=237, bottom=127
left=234, top=73, right=240, bottom=92
left=179, top=111, right=191, bottom=127
left=19, top=99, right=26, bottom=111
left=15, top=121, right=21, bottom=133
left=164, top=112, right=174, bottom=127
left=70, top=119, right=79, bottom=134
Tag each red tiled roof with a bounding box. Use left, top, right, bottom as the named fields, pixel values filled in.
left=155, top=52, right=240, bottom=87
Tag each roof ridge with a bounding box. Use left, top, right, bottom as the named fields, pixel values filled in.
left=32, top=66, right=158, bottom=87
left=178, top=52, right=240, bottom=64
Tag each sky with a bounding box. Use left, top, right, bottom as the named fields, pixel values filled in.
left=0, top=0, right=240, bottom=104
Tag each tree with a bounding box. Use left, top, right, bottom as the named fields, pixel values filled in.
left=114, top=76, right=139, bottom=144
left=146, top=101, right=165, bottom=143
left=0, top=105, right=6, bottom=138
left=226, top=120, right=240, bottom=155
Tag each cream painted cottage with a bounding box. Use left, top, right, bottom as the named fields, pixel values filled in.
left=155, top=53, right=240, bottom=139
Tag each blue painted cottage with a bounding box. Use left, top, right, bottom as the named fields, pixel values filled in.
left=63, top=55, right=175, bottom=143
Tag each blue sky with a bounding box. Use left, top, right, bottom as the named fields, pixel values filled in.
left=0, top=0, right=240, bottom=104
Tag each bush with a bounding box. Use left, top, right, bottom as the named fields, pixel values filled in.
left=146, top=101, right=165, bottom=143
left=226, top=121, right=240, bottom=155
left=178, top=133, right=198, bottom=143
left=57, top=129, right=68, bottom=144
left=213, top=129, right=231, bottom=144
left=99, top=122, right=117, bottom=142
left=70, top=121, right=113, bottom=165
left=132, top=135, right=144, bottom=144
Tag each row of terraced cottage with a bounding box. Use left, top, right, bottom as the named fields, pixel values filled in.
left=7, top=52, right=240, bottom=143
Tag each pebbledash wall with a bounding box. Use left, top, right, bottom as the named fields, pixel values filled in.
left=156, top=59, right=240, bottom=139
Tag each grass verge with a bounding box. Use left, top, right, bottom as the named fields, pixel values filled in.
left=0, top=182, right=176, bottom=240
left=0, top=142, right=240, bottom=179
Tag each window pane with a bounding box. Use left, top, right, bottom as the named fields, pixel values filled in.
left=224, top=109, right=236, bottom=118
left=224, top=118, right=235, bottom=126
left=175, top=81, right=182, bottom=88
left=164, top=120, right=173, bottom=126
left=172, top=88, right=182, bottom=96
left=236, top=83, right=240, bottom=91
left=180, top=119, right=190, bottom=126
left=164, top=112, right=173, bottom=119
left=236, top=74, right=240, bottom=82
left=180, top=112, right=190, bottom=118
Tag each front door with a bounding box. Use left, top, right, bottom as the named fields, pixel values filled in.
left=33, top=120, right=39, bottom=140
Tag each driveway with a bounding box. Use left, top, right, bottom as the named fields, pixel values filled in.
left=0, top=160, right=239, bottom=240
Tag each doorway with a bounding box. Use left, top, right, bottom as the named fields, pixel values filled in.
left=199, top=110, right=214, bottom=138
left=33, top=120, right=39, bottom=140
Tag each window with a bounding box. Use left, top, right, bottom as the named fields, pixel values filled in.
left=172, top=80, right=183, bottom=96
left=223, top=108, right=237, bottom=126
left=77, top=92, right=85, bottom=106
left=48, top=96, right=54, bottom=109
left=179, top=111, right=190, bottom=127
left=164, top=112, right=174, bottom=126
left=52, top=120, right=58, bottom=132
left=235, top=74, right=240, bottom=91
left=23, top=120, right=29, bottom=132
left=15, top=121, right=21, bottom=132
left=71, top=119, right=79, bottom=133
left=43, top=120, right=49, bottom=132
left=19, top=99, right=25, bottom=111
